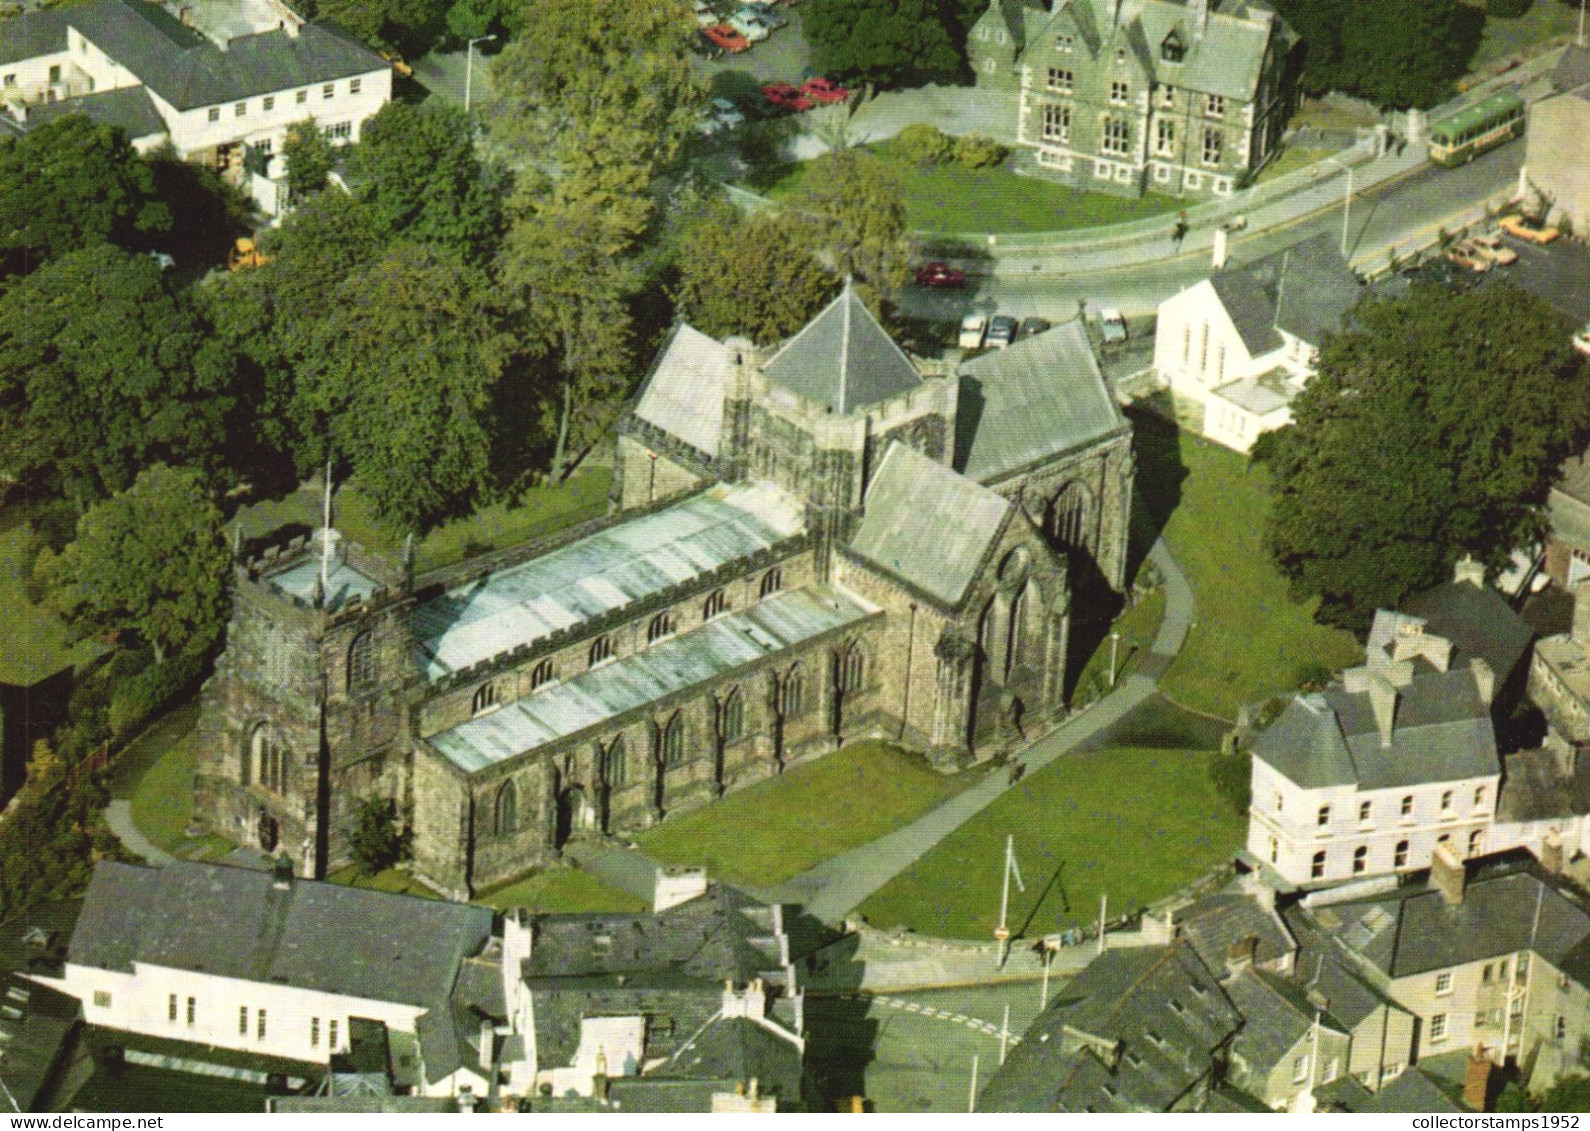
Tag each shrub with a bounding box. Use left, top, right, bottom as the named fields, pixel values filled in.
left=1292, top=661, right=1334, bottom=690
left=1485, top=0, right=1532, bottom=16
left=1208, top=742, right=1252, bottom=816
left=107, top=646, right=209, bottom=742
left=349, top=797, right=411, bottom=875
left=953, top=134, right=1008, bottom=168
left=893, top=123, right=954, bottom=166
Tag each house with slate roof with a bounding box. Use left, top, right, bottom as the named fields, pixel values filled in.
left=968, top=0, right=1299, bottom=198
left=1152, top=232, right=1366, bottom=451
left=194, top=283, right=1132, bottom=896
left=0, top=0, right=388, bottom=182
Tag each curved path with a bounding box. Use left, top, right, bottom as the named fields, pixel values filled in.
left=104, top=799, right=175, bottom=866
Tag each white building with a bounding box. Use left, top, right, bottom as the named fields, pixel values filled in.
left=0, top=0, right=389, bottom=194
left=1152, top=232, right=1365, bottom=452
left=1246, top=608, right=1502, bottom=888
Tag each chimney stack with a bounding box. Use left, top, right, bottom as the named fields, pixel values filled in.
left=1572, top=578, right=1590, bottom=648
left=1431, top=843, right=1467, bottom=906
left=1464, top=1046, right=1493, bottom=1110
left=1541, top=829, right=1565, bottom=874
left=1190, top=0, right=1209, bottom=39
left=1368, top=675, right=1397, bottom=748
left=1454, top=556, right=1485, bottom=588
left=1469, top=658, right=1495, bottom=708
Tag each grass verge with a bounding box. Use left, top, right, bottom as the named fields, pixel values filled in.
left=1070, top=587, right=1166, bottom=708
left=856, top=745, right=1243, bottom=940
left=325, top=865, right=444, bottom=899
left=474, top=868, right=646, bottom=914
left=111, top=702, right=231, bottom=860
left=636, top=740, right=982, bottom=887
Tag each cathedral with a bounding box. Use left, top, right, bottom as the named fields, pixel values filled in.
left=194, top=284, right=1135, bottom=898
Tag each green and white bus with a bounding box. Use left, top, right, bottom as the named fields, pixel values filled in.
left=1428, top=90, right=1526, bottom=166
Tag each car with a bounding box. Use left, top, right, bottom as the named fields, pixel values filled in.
left=1019, top=316, right=1051, bottom=339
left=727, top=11, right=770, bottom=41
left=702, top=23, right=751, bottom=52
left=1499, top=214, right=1560, bottom=244
left=958, top=314, right=988, bottom=351
left=698, top=97, right=746, bottom=134
left=762, top=82, right=813, bottom=112
left=1469, top=232, right=1518, bottom=266
left=749, top=5, right=787, bottom=29
left=1098, top=307, right=1127, bottom=344
left=801, top=76, right=850, bottom=104
left=1445, top=239, right=1492, bottom=273
left=913, top=261, right=966, bottom=289
left=1574, top=321, right=1590, bottom=358
left=986, top=315, right=1018, bottom=349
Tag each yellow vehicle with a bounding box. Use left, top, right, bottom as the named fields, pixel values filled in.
left=1498, top=214, right=1560, bottom=245
left=379, top=50, right=414, bottom=78
left=227, top=237, right=273, bottom=271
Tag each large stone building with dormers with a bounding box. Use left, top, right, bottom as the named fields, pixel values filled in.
left=194, top=285, right=1133, bottom=898
left=969, top=0, right=1299, bottom=198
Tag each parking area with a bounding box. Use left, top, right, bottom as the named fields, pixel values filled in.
left=695, top=1, right=813, bottom=86
left=1411, top=227, right=1590, bottom=329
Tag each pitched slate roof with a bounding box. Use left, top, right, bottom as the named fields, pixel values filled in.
left=0, top=973, right=79, bottom=1112
left=69, top=861, right=493, bottom=1010
left=955, top=318, right=1129, bottom=485
left=0, top=7, right=71, bottom=67
left=1207, top=270, right=1283, bottom=357
left=1174, top=890, right=1294, bottom=974
left=848, top=442, right=1011, bottom=607
left=1497, top=747, right=1590, bottom=823
left=1316, top=1067, right=1464, bottom=1113
left=660, top=1014, right=803, bottom=1100
left=1209, top=233, right=1363, bottom=359
left=1223, top=967, right=1318, bottom=1078
left=1549, top=44, right=1590, bottom=94
left=19, top=85, right=168, bottom=140
left=631, top=324, right=734, bottom=458
left=1400, top=579, right=1534, bottom=688
left=761, top=281, right=922, bottom=414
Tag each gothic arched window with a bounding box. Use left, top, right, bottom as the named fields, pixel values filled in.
left=472, top=683, right=496, bottom=716
left=662, top=713, right=686, bottom=766
left=838, top=644, right=866, bottom=693
left=529, top=658, right=555, bottom=690
left=648, top=612, right=675, bottom=643
left=781, top=665, right=805, bottom=717
left=251, top=725, right=286, bottom=794
left=589, top=636, right=613, bottom=667
left=1049, top=482, right=1093, bottom=551
left=493, top=780, right=517, bottom=837
left=703, top=588, right=727, bottom=621
left=759, top=569, right=783, bottom=599
left=1006, top=585, right=1028, bottom=680
left=347, top=631, right=377, bottom=692
left=722, top=688, right=745, bottom=742
left=603, top=738, right=628, bottom=788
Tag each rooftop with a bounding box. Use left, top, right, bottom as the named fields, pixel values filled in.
left=1210, top=233, right=1365, bottom=358
left=761, top=281, right=922, bottom=415
left=13, top=85, right=167, bottom=140
left=631, top=324, right=734, bottom=458
left=268, top=549, right=378, bottom=612
left=428, top=585, right=874, bottom=772
left=413, top=481, right=805, bottom=682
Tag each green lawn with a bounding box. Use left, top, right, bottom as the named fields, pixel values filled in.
left=474, top=868, right=646, bottom=914
left=746, top=141, right=1181, bottom=235
left=1070, top=587, right=1166, bottom=708
left=325, top=864, right=444, bottom=899
left=636, top=741, right=981, bottom=887
left=1134, top=412, right=1361, bottom=719
left=1471, top=0, right=1582, bottom=68
left=1254, top=145, right=1334, bottom=184
left=858, top=745, right=1243, bottom=940
left=111, top=702, right=233, bottom=860
left=0, top=509, right=101, bottom=686
left=236, top=467, right=613, bottom=574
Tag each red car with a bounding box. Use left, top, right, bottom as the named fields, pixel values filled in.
left=801, top=76, right=850, bottom=104
left=703, top=23, right=751, bottom=52
left=914, top=261, right=966, bottom=289
left=762, top=82, right=813, bottom=112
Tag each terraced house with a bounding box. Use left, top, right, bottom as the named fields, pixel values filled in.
left=970, top=0, right=1299, bottom=198
left=194, top=286, right=1134, bottom=897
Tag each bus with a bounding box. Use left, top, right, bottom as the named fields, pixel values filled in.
left=1428, top=90, right=1526, bottom=166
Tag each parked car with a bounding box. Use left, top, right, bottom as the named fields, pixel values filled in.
left=1019, top=316, right=1051, bottom=339
left=689, top=29, right=725, bottom=58
left=727, top=10, right=771, bottom=41
left=1098, top=307, right=1127, bottom=344
left=703, top=23, right=751, bottom=52
left=801, top=76, right=850, bottom=104
left=698, top=97, right=746, bottom=135
left=958, top=314, right=988, bottom=351
left=1499, top=214, right=1560, bottom=244
left=762, top=82, right=813, bottom=112
left=1574, top=321, right=1590, bottom=358
left=750, top=5, right=788, bottom=29
left=986, top=315, right=1018, bottom=349
left=913, top=261, right=966, bottom=289
left=1445, top=239, right=1492, bottom=273
left=1469, top=232, right=1518, bottom=266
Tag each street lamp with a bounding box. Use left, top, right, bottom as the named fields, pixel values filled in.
left=465, top=34, right=498, bottom=114
left=1322, top=155, right=1354, bottom=259
left=1108, top=630, right=1122, bottom=688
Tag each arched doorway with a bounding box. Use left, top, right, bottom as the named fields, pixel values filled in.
left=256, top=808, right=280, bottom=852
left=556, top=786, right=594, bottom=847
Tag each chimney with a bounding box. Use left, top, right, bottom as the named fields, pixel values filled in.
left=456, top=1087, right=477, bottom=1114
left=1212, top=226, right=1229, bottom=269
left=1469, top=658, right=1495, bottom=708
left=478, top=1019, right=495, bottom=1071
left=1190, top=0, right=1209, bottom=39
left=1431, top=843, right=1467, bottom=906
left=1368, top=675, right=1397, bottom=748
left=1572, top=578, right=1590, bottom=648
left=1541, top=829, right=1565, bottom=874
left=271, top=853, right=294, bottom=890
left=1454, top=555, right=1485, bottom=588
left=1464, top=1046, right=1493, bottom=1110
left=592, top=1047, right=611, bottom=1103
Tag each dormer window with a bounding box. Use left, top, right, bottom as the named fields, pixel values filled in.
left=1161, top=31, right=1185, bottom=63
left=1115, top=47, right=1127, bottom=65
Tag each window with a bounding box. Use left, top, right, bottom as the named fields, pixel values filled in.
left=721, top=689, right=744, bottom=742
left=1101, top=117, right=1129, bottom=156
left=781, top=666, right=805, bottom=717
left=169, top=994, right=178, bottom=1023
left=187, top=997, right=195, bottom=1026
left=2, top=75, right=14, bottom=88
left=350, top=77, right=361, bottom=94
left=329, top=1020, right=339, bottom=1050
left=240, top=1006, right=249, bottom=1036
left=1169, top=998, right=1185, bottom=1014
left=648, top=612, right=675, bottom=643
left=662, top=713, right=686, bottom=766
left=472, top=683, right=496, bottom=715
left=323, top=121, right=352, bottom=141
left=1557, top=1016, right=1568, bottom=1040
left=1160, top=85, right=1174, bottom=108
left=1205, top=93, right=1225, bottom=117
left=1201, top=127, right=1222, bottom=166
left=493, top=780, right=517, bottom=837
left=258, top=1009, right=267, bottom=1040
left=703, top=588, right=727, bottom=620
left=1110, top=80, right=1129, bottom=105
left=1161, top=33, right=1184, bottom=63
left=1057, top=34, right=1074, bottom=52
left=1430, top=1013, right=1447, bottom=1043
left=1474, top=785, right=1486, bottom=808
left=208, top=107, right=220, bottom=122
left=1441, top=790, right=1454, bottom=813
left=1468, top=829, right=1484, bottom=857
left=1359, top=800, right=1372, bottom=822
left=235, top=101, right=247, bottom=117
left=838, top=644, right=866, bottom=694
left=760, top=569, right=783, bottom=598
left=1394, top=839, right=1410, bottom=868
left=529, top=658, right=555, bottom=690
left=1353, top=845, right=1367, bottom=875
left=1046, top=67, right=1073, bottom=94
left=1317, top=804, right=1330, bottom=828
left=322, top=82, right=335, bottom=100
left=1435, top=972, right=1453, bottom=996
left=296, top=88, right=308, bottom=104
left=1292, top=1054, right=1311, bottom=1084
left=1269, top=836, right=1278, bottom=864
left=1476, top=1010, right=1490, bottom=1028
left=1155, top=119, right=1175, bottom=156
left=1145, top=1029, right=1164, bottom=1046
left=92, top=990, right=111, bottom=1008
left=603, top=738, right=628, bottom=788
left=1042, top=103, right=1071, bottom=143
left=1401, top=794, right=1414, bottom=818
left=1115, top=48, right=1126, bottom=65
left=1482, top=963, right=1494, bottom=984
left=347, top=631, right=376, bottom=692
left=263, top=95, right=274, bottom=111
left=589, top=635, right=613, bottom=667
left=48, top=64, right=60, bottom=83
left=1311, top=850, right=1326, bottom=879
left=311, top=1017, right=320, bottom=1047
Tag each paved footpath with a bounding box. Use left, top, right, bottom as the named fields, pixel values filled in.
left=572, top=537, right=1195, bottom=925
left=104, top=799, right=175, bottom=866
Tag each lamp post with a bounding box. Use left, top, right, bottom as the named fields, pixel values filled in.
left=1323, top=155, right=1354, bottom=258
left=1108, top=630, right=1122, bottom=688
left=465, top=34, right=498, bottom=113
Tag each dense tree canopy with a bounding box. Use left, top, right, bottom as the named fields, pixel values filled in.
left=1260, top=283, right=1590, bottom=628
left=805, top=0, right=965, bottom=87
left=0, top=116, right=171, bottom=276
left=790, top=149, right=912, bottom=303
left=283, top=119, right=336, bottom=199
left=1274, top=0, right=1483, bottom=108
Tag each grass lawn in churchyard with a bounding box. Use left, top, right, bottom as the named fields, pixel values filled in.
left=474, top=868, right=647, bottom=914
left=1253, top=145, right=1335, bottom=184
left=856, top=745, right=1244, bottom=940
left=109, top=702, right=233, bottom=860
left=746, top=140, right=1180, bottom=235
left=1070, top=586, right=1166, bottom=708
left=0, top=508, right=101, bottom=686
left=325, top=864, right=444, bottom=899
left=1132, top=411, right=1361, bottom=719
left=236, top=467, right=613, bottom=574
left=636, top=741, right=981, bottom=888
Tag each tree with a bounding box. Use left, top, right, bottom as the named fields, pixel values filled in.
left=144, top=146, right=253, bottom=268
left=1538, top=1074, right=1590, bottom=1113
left=790, top=148, right=912, bottom=303
left=804, top=0, right=964, bottom=87
left=1260, top=284, right=1590, bottom=629
left=348, top=797, right=410, bottom=874
left=0, top=115, right=171, bottom=276
left=346, top=100, right=506, bottom=262
left=1273, top=0, right=1482, bottom=108
left=296, top=243, right=510, bottom=532
left=283, top=118, right=336, bottom=199
left=673, top=199, right=840, bottom=345
left=0, top=246, right=232, bottom=506
left=302, top=0, right=450, bottom=55
left=40, top=465, right=230, bottom=662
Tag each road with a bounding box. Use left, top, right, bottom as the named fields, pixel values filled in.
left=898, top=141, right=1525, bottom=321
